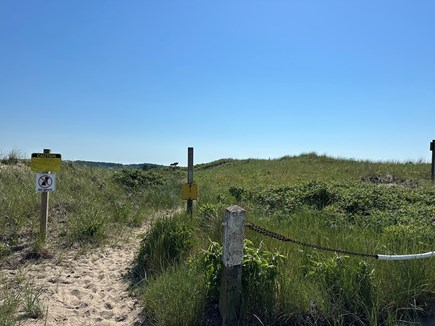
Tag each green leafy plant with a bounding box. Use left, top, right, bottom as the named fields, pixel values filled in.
left=202, top=239, right=284, bottom=322
left=242, top=240, right=285, bottom=321
left=228, top=186, right=246, bottom=202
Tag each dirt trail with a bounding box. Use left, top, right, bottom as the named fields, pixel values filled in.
left=2, top=224, right=149, bottom=326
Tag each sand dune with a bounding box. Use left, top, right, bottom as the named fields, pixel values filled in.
left=3, top=226, right=148, bottom=326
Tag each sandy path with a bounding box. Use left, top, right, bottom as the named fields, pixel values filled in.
left=3, top=224, right=149, bottom=326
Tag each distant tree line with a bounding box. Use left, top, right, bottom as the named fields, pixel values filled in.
left=73, top=160, right=163, bottom=170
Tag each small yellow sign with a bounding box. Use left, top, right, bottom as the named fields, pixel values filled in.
left=182, top=183, right=198, bottom=200
left=31, top=153, right=62, bottom=172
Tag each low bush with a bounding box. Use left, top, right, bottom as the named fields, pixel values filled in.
left=113, top=169, right=164, bottom=189
left=202, top=239, right=284, bottom=323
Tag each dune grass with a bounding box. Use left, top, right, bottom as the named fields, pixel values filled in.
left=1, top=151, right=435, bottom=324
left=139, top=153, right=435, bottom=325
left=0, top=153, right=184, bottom=323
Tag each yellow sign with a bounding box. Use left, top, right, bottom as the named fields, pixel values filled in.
left=31, top=153, right=62, bottom=172
left=182, top=183, right=198, bottom=200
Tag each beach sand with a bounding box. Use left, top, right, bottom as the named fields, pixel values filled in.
left=2, top=225, right=148, bottom=326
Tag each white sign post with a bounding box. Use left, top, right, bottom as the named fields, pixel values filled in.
left=36, top=173, right=56, bottom=192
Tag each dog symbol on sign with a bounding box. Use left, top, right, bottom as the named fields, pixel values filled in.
left=36, top=173, right=56, bottom=192
left=38, top=175, right=52, bottom=188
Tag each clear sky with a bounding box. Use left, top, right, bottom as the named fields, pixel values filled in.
left=1, top=1, right=434, bottom=165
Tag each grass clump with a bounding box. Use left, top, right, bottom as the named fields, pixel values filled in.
left=0, top=148, right=25, bottom=165
left=135, top=214, right=195, bottom=278
left=0, top=274, right=45, bottom=325
left=306, top=255, right=376, bottom=325
left=142, top=263, right=208, bottom=326
left=0, top=290, right=20, bottom=326
left=21, top=282, right=44, bottom=319
left=67, top=207, right=108, bottom=245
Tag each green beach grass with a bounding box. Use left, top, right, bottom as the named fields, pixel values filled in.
left=1, top=151, right=434, bottom=325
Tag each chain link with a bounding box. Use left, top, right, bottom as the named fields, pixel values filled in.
left=245, top=223, right=379, bottom=259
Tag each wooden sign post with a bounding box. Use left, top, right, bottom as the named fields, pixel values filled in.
left=181, top=147, right=197, bottom=216
left=431, top=140, right=435, bottom=182
left=31, top=148, right=61, bottom=242
left=40, top=149, right=51, bottom=241
left=187, top=147, right=194, bottom=216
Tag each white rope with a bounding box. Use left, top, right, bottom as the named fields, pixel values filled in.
left=377, top=251, right=435, bottom=261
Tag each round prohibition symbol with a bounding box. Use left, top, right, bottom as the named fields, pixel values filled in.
left=38, top=175, right=53, bottom=188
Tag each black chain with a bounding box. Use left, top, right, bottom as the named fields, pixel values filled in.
left=245, top=223, right=379, bottom=259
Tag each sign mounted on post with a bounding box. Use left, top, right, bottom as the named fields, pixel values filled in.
left=31, top=153, right=62, bottom=172
left=182, top=183, right=198, bottom=200
left=36, top=173, right=56, bottom=192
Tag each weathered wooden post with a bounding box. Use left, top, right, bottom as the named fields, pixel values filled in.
left=187, top=147, right=194, bottom=216
left=40, top=149, right=51, bottom=241
left=31, top=148, right=61, bottom=242
left=220, top=205, right=245, bottom=326
left=431, top=140, right=435, bottom=182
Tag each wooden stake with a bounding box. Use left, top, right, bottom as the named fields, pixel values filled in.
left=431, top=140, right=435, bottom=182
left=39, top=149, right=50, bottom=241
left=187, top=147, right=194, bottom=216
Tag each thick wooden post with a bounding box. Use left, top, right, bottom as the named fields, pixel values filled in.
left=187, top=147, right=194, bottom=216
left=39, top=149, right=50, bottom=241
left=431, top=140, right=435, bottom=182
left=220, top=205, right=245, bottom=326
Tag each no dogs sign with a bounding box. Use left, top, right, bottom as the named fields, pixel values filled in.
left=36, top=173, right=56, bottom=192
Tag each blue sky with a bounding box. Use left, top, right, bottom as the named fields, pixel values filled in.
left=1, top=1, right=434, bottom=165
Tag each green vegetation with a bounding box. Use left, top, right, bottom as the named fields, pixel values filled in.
left=0, top=273, right=45, bottom=325
left=1, top=151, right=435, bottom=325
left=0, top=159, right=182, bottom=252
left=0, top=152, right=183, bottom=324
left=135, top=213, right=196, bottom=278
left=138, top=153, right=435, bottom=325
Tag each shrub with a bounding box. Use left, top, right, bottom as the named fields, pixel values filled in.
left=242, top=240, right=285, bottom=321
left=202, top=240, right=284, bottom=322
left=228, top=186, right=246, bottom=202
left=113, top=169, right=164, bottom=189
